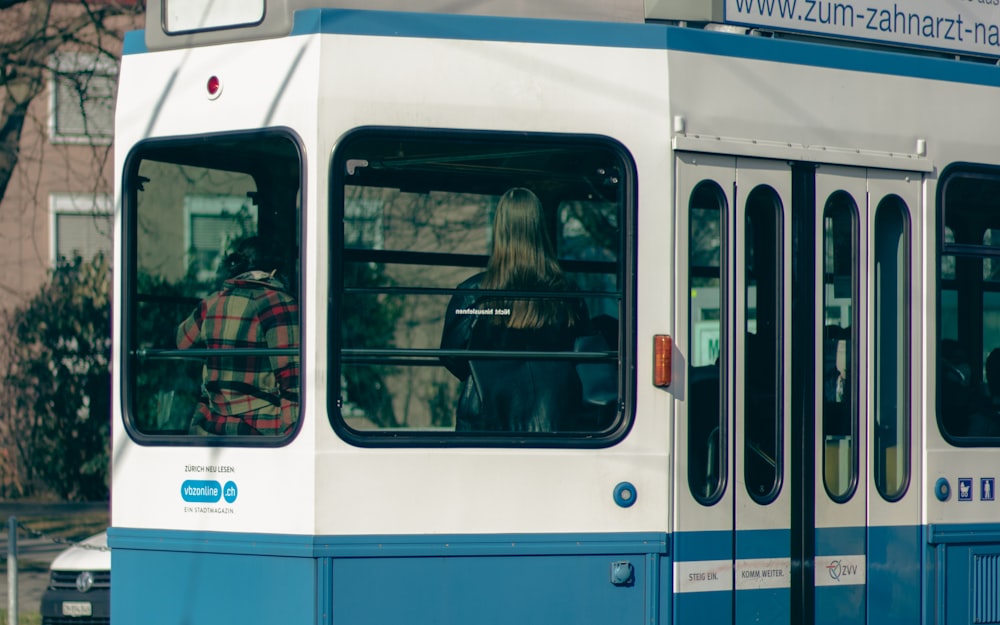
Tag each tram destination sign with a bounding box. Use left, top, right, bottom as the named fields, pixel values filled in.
left=724, top=0, right=1000, bottom=59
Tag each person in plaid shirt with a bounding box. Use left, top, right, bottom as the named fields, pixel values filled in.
left=177, top=236, right=300, bottom=435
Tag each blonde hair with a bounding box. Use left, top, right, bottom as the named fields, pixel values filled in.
left=480, top=188, right=577, bottom=329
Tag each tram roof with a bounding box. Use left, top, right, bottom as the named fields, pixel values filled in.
left=144, top=0, right=1000, bottom=63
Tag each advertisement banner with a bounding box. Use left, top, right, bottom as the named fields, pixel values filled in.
left=725, top=0, right=1000, bottom=58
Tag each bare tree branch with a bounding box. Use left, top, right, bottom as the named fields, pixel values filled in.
left=0, top=0, right=143, bottom=201
left=0, top=0, right=143, bottom=497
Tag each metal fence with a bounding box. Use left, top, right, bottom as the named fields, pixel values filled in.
left=4, top=514, right=108, bottom=624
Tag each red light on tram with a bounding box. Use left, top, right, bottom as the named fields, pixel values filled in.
left=653, top=334, right=672, bottom=388
left=206, top=76, right=222, bottom=98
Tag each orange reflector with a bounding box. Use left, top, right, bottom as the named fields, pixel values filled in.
left=654, top=334, right=672, bottom=387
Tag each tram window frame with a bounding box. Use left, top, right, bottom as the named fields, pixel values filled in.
left=821, top=191, right=859, bottom=503
left=743, top=185, right=784, bottom=505
left=328, top=128, right=632, bottom=447
left=938, top=165, right=1000, bottom=445
left=121, top=129, right=304, bottom=446
left=687, top=180, right=728, bottom=505
left=873, top=195, right=911, bottom=501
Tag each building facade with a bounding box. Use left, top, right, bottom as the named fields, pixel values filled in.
left=0, top=0, right=143, bottom=307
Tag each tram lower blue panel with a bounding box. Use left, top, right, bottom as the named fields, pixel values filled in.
left=673, top=530, right=733, bottom=625
left=332, top=554, right=649, bottom=624
left=814, top=583, right=865, bottom=625
left=109, top=528, right=669, bottom=625
left=867, top=525, right=921, bottom=625
left=736, top=528, right=792, bottom=625
left=109, top=525, right=934, bottom=624
left=738, top=588, right=791, bottom=625
left=674, top=590, right=730, bottom=624
left=928, top=523, right=1000, bottom=625
left=112, top=548, right=318, bottom=624
left=815, top=526, right=865, bottom=625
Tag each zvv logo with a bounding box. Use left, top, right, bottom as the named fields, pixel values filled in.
left=826, top=559, right=858, bottom=581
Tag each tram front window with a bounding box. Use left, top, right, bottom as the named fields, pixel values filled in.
left=123, top=132, right=302, bottom=440
left=939, top=168, right=1000, bottom=443
left=331, top=130, right=627, bottom=443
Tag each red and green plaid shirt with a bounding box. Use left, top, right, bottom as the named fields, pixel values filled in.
left=177, top=271, right=300, bottom=435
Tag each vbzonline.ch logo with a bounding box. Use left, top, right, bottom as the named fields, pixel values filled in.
left=181, top=479, right=238, bottom=504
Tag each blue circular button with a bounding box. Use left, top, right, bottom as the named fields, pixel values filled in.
left=613, top=482, right=637, bottom=508
left=935, top=478, right=950, bottom=502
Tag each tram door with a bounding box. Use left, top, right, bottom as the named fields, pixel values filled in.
left=810, top=165, right=870, bottom=624
left=811, top=165, right=922, bottom=625
left=675, top=153, right=921, bottom=625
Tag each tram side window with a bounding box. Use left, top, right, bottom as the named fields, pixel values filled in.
left=939, top=169, right=1000, bottom=443
left=688, top=181, right=726, bottom=504
left=873, top=196, right=910, bottom=500
left=123, top=132, right=302, bottom=440
left=822, top=192, right=858, bottom=502
left=744, top=186, right=783, bottom=504
left=331, top=131, right=626, bottom=442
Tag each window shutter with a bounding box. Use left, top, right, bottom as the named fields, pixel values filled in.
left=56, top=213, right=113, bottom=262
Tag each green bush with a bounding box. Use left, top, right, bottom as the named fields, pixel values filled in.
left=1, top=254, right=110, bottom=500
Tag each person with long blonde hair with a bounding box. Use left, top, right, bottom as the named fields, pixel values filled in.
left=441, top=187, right=587, bottom=431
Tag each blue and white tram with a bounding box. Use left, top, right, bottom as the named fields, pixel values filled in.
left=109, top=0, right=1000, bottom=623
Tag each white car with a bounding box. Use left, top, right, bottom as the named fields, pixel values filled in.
left=39, top=531, right=110, bottom=625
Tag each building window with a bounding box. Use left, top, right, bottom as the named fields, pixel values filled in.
left=184, top=195, right=259, bottom=283
left=50, top=193, right=112, bottom=264
left=49, top=52, right=116, bottom=143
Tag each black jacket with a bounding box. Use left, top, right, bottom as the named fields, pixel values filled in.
left=440, top=273, right=587, bottom=432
